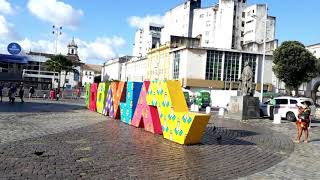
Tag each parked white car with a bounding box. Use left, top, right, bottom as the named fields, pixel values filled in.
left=260, top=96, right=316, bottom=122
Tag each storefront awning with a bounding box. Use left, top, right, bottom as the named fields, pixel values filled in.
left=0, top=54, right=29, bottom=64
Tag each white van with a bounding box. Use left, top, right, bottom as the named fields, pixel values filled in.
left=260, top=96, right=316, bottom=121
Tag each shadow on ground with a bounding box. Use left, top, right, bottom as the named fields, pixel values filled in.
left=0, top=101, right=85, bottom=113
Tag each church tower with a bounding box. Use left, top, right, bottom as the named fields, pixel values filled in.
left=68, top=37, right=78, bottom=56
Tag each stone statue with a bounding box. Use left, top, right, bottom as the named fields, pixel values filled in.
left=239, top=61, right=253, bottom=96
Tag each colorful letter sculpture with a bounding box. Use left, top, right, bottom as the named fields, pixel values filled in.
left=111, top=81, right=127, bottom=119
left=102, top=86, right=114, bottom=117
left=85, top=83, right=91, bottom=108
left=120, top=82, right=143, bottom=125
left=147, top=80, right=210, bottom=145
left=86, top=80, right=210, bottom=145
left=89, top=83, right=98, bottom=112
left=132, top=81, right=162, bottom=134
left=96, top=82, right=110, bottom=114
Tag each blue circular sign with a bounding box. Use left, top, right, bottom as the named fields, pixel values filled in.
left=7, top=43, right=22, bottom=55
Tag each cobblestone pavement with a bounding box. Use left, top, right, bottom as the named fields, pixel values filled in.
left=0, top=100, right=317, bottom=179
left=237, top=118, right=320, bottom=180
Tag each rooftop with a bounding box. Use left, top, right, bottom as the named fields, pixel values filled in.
left=82, top=64, right=102, bottom=73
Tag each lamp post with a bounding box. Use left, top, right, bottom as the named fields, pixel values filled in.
left=52, top=25, right=62, bottom=89
left=260, top=4, right=268, bottom=102
left=52, top=25, right=62, bottom=54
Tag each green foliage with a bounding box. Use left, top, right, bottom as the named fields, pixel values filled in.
left=46, top=54, right=77, bottom=89
left=46, top=54, right=68, bottom=72
left=273, top=41, right=318, bottom=91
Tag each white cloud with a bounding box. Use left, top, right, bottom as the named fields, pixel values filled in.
left=0, top=0, right=14, bottom=15
left=128, top=15, right=164, bottom=29
left=27, top=0, right=83, bottom=29
left=77, top=36, right=126, bottom=64
left=0, top=15, right=19, bottom=40
left=0, top=36, right=126, bottom=65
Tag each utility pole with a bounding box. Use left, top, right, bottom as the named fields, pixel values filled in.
left=52, top=25, right=62, bottom=89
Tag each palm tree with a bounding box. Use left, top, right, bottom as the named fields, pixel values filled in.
left=46, top=54, right=77, bottom=91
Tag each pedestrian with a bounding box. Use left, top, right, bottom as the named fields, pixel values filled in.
left=18, top=85, right=24, bottom=103
left=0, top=82, right=3, bottom=103
left=268, top=96, right=276, bottom=120
left=8, top=84, right=16, bottom=104
left=76, top=88, right=81, bottom=99
left=295, top=101, right=311, bottom=143
left=29, top=86, right=35, bottom=99
left=56, top=88, right=60, bottom=101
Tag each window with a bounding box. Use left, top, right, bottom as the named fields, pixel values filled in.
left=206, top=50, right=223, bottom=81
left=242, top=12, right=245, bottom=18
left=89, top=72, right=92, bottom=76
left=173, top=51, right=180, bottom=79
left=246, top=20, right=253, bottom=24
left=65, top=79, right=69, bottom=83
left=85, top=72, right=88, bottom=76
left=242, top=21, right=245, bottom=27
left=290, top=100, right=298, bottom=104
left=205, top=40, right=209, bottom=44
left=245, top=30, right=254, bottom=34
left=206, top=21, right=211, bottom=27
left=224, top=52, right=240, bottom=81
left=200, top=14, right=204, bottom=18
left=275, top=99, right=288, bottom=105
left=241, top=31, right=244, bottom=37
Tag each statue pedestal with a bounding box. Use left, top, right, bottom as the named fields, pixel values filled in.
left=228, top=96, right=260, bottom=120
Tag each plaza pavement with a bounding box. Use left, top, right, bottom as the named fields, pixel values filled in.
left=0, top=99, right=319, bottom=179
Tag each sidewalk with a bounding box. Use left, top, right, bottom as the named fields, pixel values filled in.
left=232, top=117, right=320, bottom=179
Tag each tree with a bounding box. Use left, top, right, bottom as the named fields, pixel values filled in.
left=273, top=41, right=318, bottom=95
left=46, top=54, right=77, bottom=91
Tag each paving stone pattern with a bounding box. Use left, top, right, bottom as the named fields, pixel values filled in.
left=0, top=100, right=295, bottom=179
left=238, top=118, right=320, bottom=180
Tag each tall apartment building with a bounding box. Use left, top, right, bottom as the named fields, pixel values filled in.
left=159, top=0, right=277, bottom=52
left=132, top=23, right=163, bottom=57
left=161, top=0, right=201, bottom=44
left=242, top=4, right=277, bottom=53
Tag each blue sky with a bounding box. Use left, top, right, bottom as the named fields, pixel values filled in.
left=0, top=0, right=319, bottom=64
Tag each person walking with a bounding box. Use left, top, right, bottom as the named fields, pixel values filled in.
left=18, top=85, right=25, bottom=103
left=0, top=82, right=3, bottom=103
left=295, top=101, right=311, bottom=143
left=29, top=86, right=35, bottom=99
left=8, top=84, right=16, bottom=104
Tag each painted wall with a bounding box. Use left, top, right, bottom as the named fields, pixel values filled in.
left=86, top=80, right=210, bottom=145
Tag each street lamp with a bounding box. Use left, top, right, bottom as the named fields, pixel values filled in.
left=251, top=4, right=268, bottom=102
left=52, top=25, right=62, bottom=54
left=260, top=4, right=268, bottom=103
left=52, top=25, right=62, bottom=89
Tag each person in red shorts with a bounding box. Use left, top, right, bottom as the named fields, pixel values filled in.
left=295, top=101, right=311, bottom=143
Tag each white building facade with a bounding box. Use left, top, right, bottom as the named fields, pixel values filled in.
left=23, top=39, right=82, bottom=90
left=132, top=23, right=162, bottom=57
left=161, top=0, right=201, bottom=44
left=242, top=4, right=277, bottom=53
left=159, top=0, right=277, bottom=53
left=102, top=56, right=132, bottom=81
left=81, top=64, right=101, bottom=85
left=120, top=57, right=147, bottom=82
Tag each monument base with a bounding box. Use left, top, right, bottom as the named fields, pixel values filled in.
left=228, top=96, right=260, bottom=120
